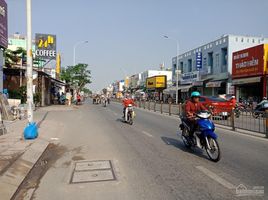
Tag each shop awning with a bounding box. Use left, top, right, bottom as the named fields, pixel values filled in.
left=192, top=81, right=203, bottom=86
left=163, top=84, right=192, bottom=94
left=206, top=81, right=223, bottom=88
left=232, top=77, right=261, bottom=85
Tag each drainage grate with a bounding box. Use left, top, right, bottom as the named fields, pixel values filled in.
left=70, top=160, right=116, bottom=184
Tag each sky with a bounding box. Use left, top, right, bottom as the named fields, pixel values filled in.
left=6, top=0, right=268, bottom=91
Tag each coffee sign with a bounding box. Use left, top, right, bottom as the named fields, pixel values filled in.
left=35, top=34, right=57, bottom=59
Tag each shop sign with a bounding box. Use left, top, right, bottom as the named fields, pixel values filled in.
left=146, top=75, right=167, bottom=89
left=181, top=71, right=200, bottom=84
left=232, top=44, right=264, bottom=78
left=35, top=34, right=57, bottom=59
left=192, top=81, right=203, bottom=86
left=196, top=52, right=202, bottom=70
left=206, top=81, right=222, bottom=88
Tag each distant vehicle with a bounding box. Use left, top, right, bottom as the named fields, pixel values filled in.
left=199, top=96, right=233, bottom=119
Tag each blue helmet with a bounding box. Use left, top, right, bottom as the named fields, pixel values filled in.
left=191, top=91, right=201, bottom=98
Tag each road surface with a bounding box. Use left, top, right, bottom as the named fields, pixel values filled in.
left=21, top=100, right=268, bottom=200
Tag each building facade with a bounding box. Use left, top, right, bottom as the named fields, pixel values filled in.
left=172, top=35, right=268, bottom=99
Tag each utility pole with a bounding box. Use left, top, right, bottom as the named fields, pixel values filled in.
left=26, top=0, right=33, bottom=123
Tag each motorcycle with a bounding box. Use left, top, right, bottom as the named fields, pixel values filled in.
left=252, top=101, right=268, bottom=118
left=124, top=104, right=135, bottom=125
left=180, top=111, right=221, bottom=162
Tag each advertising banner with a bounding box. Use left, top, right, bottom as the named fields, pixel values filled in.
left=146, top=75, right=167, bottom=89
left=0, top=0, right=7, bottom=48
left=35, top=34, right=57, bottom=59
left=232, top=44, right=264, bottom=78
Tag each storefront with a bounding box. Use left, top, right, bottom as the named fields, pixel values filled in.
left=205, top=80, right=227, bottom=96
left=146, top=75, right=167, bottom=101
left=232, top=44, right=268, bottom=102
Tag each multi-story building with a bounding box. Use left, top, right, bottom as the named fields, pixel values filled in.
left=172, top=34, right=268, bottom=100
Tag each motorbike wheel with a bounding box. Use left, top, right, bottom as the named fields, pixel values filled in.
left=181, top=128, right=191, bottom=148
left=128, top=113, right=133, bottom=125
left=252, top=112, right=259, bottom=119
left=205, top=137, right=221, bottom=162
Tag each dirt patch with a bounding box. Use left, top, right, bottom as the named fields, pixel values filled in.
left=11, top=143, right=67, bottom=200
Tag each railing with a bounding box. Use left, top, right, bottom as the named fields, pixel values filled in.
left=111, top=98, right=268, bottom=137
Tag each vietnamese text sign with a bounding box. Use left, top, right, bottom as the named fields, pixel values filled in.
left=35, top=34, right=57, bottom=59
left=196, top=52, right=202, bottom=70
left=232, top=44, right=264, bottom=78
left=181, top=71, right=200, bottom=84
left=0, top=0, right=7, bottom=48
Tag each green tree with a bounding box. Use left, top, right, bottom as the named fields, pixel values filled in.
left=4, top=47, right=26, bottom=68
left=61, top=63, right=92, bottom=91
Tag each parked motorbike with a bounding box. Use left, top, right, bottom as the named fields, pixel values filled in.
left=252, top=101, right=268, bottom=118
left=180, top=111, right=221, bottom=162
left=124, top=104, right=135, bottom=125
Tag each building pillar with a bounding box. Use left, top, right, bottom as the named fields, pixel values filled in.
left=0, top=49, right=3, bottom=92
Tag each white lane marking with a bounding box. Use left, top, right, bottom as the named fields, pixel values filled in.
left=142, top=131, right=153, bottom=138
left=196, top=166, right=235, bottom=190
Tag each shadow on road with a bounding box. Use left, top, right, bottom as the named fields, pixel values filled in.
left=161, top=136, right=208, bottom=160
left=37, top=111, right=49, bottom=128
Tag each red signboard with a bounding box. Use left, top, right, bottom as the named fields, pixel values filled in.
left=232, top=44, right=264, bottom=78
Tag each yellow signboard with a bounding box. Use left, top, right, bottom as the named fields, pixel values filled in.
left=146, top=75, right=167, bottom=89
left=264, top=44, right=268, bottom=73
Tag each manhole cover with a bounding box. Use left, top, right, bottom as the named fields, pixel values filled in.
left=70, top=160, right=116, bottom=184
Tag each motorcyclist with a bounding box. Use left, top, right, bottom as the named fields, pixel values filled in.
left=185, top=91, right=207, bottom=137
left=122, top=94, right=135, bottom=118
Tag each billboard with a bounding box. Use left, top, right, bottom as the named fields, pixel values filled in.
left=232, top=44, right=265, bottom=78
left=0, top=0, right=7, bottom=48
left=35, top=34, right=56, bottom=59
left=146, top=75, right=167, bottom=89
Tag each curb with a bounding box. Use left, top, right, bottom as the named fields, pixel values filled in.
left=0, top=138, right=49, bottom=200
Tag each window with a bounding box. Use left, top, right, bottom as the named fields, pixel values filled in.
left=188, top=59, right=192, bottom=72
left=252, top=39, right=255, bottom=43
left=241, top=38, right=244, bottom=42
left=235, top=37, right=238, bottom=42
left=216, top=41, right=218, bottom=45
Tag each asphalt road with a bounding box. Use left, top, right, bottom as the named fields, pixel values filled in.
left=28, top=100, right=268, bottom=200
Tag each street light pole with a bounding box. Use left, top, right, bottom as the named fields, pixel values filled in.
left=163, top=35, right=180, bottom=104
left=73, top=41, right=88, bottom=66
left=26, top=0, right=33, bottom=123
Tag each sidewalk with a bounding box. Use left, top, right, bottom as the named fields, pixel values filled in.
left=0, top=105, right=78, bottom=200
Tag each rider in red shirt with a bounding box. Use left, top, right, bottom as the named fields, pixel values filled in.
left=122, top=94, right=135, bottom=118
left=185, top=91, right=207, bottom=136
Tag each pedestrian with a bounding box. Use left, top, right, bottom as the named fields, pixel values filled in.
left=66, top=90, right=72, bottom=106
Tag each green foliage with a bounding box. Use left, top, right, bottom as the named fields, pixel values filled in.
left=60, top=63, right=91, bottom=90
left=34, top=92, right=41, bottom=106
left=82, top=88, right=92, bottom=94
left=18, top=86, right=27, bottom=103
left=4, top=47, right=26, bottom=68
left=8, top=86, right=27, bottom=103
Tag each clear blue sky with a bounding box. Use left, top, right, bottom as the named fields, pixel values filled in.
left=7, top=0, right=268, bottom=91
